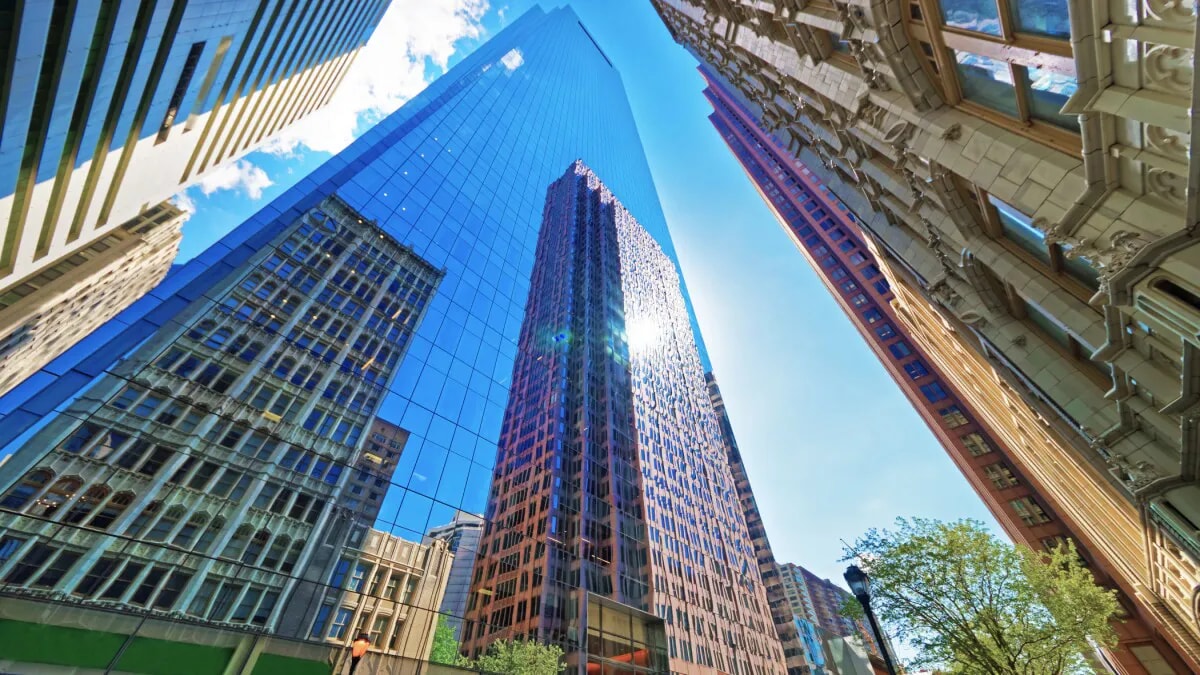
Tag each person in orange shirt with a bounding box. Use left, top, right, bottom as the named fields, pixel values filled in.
left=349, top=633, right=370, bottom=674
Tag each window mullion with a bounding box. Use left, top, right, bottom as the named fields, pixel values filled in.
left=1012, top=64, right=1032, bottom=122
left=995, top=0, right=1017, bottom=40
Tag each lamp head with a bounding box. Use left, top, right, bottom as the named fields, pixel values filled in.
left=844, top=564, right=871, bottom=600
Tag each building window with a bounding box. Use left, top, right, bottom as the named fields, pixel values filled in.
left=982, top=195, right=1098, bottom=292
left=938, top=405, right=969, bottom=428
left=904, top=361, right=930, bottom=380
left=330, top=608, right=355, bottom=640
left=888, top=342, right=912, bottom=359
left=919, top=382, right=949, bottom=402
left=984, top=462, right=1019, bottom=489
left=961, top=432, right=993, bottom=457
left=906, top=0, right=1078, bottom=148
left=875, top=324, right=896, bottom=340
left=1010, top=496, right=1052, bottom=525
left=1020, top=297, right=1109, bottom=383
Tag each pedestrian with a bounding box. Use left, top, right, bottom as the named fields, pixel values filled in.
left=349, top=633, right=370, bottom=674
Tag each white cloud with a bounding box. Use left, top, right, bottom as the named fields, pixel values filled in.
left=197, top=160, right=274, bottom=200
left=171, top=191, right=197, bottom=216
left=263, top=0, right=489, bottom=157
left=500, top=48, right=523, bottom=72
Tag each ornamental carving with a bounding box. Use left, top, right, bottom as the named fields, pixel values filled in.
left=1145, top=125, right=1189, bottom=161
left=1039, top=222, right=1153, bottom=293
left=1144, top=45, right=1193, bottom=96
left=1144, top=0, right=1196, bottom=24
left=1146, top=167, right=1188, bottom=206
left=1107, top=454, right=1162, bottom=491
left=928, top=277, right=963, bottom=308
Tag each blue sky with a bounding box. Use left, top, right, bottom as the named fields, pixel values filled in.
left=175, top=0, right=997, bottom=590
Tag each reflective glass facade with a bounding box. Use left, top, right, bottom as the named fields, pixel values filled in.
left=461, top=162, right=780, bottom=675
left=0, top=6, right=725, bottom=671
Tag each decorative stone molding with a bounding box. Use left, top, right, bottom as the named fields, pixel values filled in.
left=1146, top=125, right=1190, bottom=162
left=941, top=123, right=962, bottom=141
left=1033, top=220, right=1153, bottom=294
left=1108, top=453, right=1164, bottom=491
left=1144, top=45, right=1193, bottom=96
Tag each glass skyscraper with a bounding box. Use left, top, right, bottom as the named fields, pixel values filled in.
left=461, top=162, right=780, bottom=675
left=0, top=7, right=764, bottom=674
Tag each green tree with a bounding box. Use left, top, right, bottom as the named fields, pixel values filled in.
left=462, top=639, right=565, bottom=675
left=842, top=518, right=1119, bottom=675
left=429, top=616, right=464, bottom=666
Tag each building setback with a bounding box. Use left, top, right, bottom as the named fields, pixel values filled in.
left=706, top=372, right=809, bottom=675
left=0, top=0, right=389, bottom=390
left=426, top=511, right=484, bottom=641
left=700, top=69, right=1197, bottom=673
left=462, top=161, right=782, bottom=675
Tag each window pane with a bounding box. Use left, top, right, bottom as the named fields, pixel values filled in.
left=1025, top=300, right=1072, bottom=350
left=1010, top=0, right=1069, bottom=38
left=1061, top=246, right=1100, bottom=291
left=941, top=0, right=1002, bottom=35
left=1027, top=67, right=1079, bottom=131
left=955, top=52, right=1018, bottom=117
left=989, top=196, right=1050, bottom=264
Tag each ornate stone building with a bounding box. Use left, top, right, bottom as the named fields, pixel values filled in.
left=653, top=0, right=1200, bottom=670
left=0, top=196, right=441, bottom=633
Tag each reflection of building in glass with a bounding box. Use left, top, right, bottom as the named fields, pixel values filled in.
left=697, top=62, right=1198, bottom=673
left=426, top=511, right=484, bottom=640
left=777, top=564, right=879, bottom=663
left=655, top=0, right=1200, bottom=668
left=706, top=373, right=808, bottom=674
left=308, top=529, right=452, bottom=663
left=0, top=0, right=388, bottom=383
left=0, top=6, right=717, bottom=672
left=0, top=196, right=441, bottom=632
left=0, top=202, right=184, bottom=397
left=462, top=162, right=781, bottom=675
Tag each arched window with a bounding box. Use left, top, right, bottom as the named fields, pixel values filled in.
left=205, top=327, right=232, bottom=350
left=280, top=539, right=306, bottom=574
left=255, top=282, right=278, bottom=300
left=240, top=274, right=264, bottom=292
left=0, top=469, right=53, bottom=510
left=221, top=524, right=254, bottom=559
left=242, top=529, right=270, bottom=565
left=126, top=501, right=162, bottom=537
left=349, top=393, right=367, bottom=412
left=240, top=342, right=264, bottom=362
left=145, top=505, right=185, bottom=542
left=63, top=485, right=110, bottom=525
left=88, top=491, right=134, bottom=530
left=274, top=358, right=296, bottom=379
left=194, top=517, right=225, bottom=554
left=335, top=384, right=353, bottom=406
left=262, top=535, right=290, bottom=569
left=33, top=477, right=82, bottom=517
left=290, top=365, right=311, bottom=387
left=188, top=319, right=217, bottom=341
left=173, top=513, right=209, bottom=548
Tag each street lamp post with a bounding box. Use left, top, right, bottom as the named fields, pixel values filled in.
left=844, top=564, right=898, bottom=675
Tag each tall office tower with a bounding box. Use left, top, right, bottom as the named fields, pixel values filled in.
left=706, top=372, right=809, bottom=675
left=426, top=511, right=484, bottom=640
left=0, top=195, right=440, bottom=631
left=654, top=0, right=1200, bottom=667
left=462, top=161, right=783, bottom=675
left=0, top=0, right=389, bottom=391
left=0, top=7, right=728, bottom=673
left=700, top=68, right=1198, bottom=673
left=311, top=529, right=453, bottom=664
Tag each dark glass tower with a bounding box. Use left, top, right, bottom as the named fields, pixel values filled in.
left=462, top=162, right=782, bottom=675
left=0, top=7, right=742, bottom=673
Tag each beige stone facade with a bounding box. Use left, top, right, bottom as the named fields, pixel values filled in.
left=0, top=201, right=183, bottom=397
left=653, top=0, right=1200, bottom=668
left=313, top=530, right=453, bottom=662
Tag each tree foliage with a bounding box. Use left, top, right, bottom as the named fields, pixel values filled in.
left=429, top=616, right=462, bottom=666
left=460, top=639, right=565, bottom=675
left=842, top=518, right=1118, bottom=675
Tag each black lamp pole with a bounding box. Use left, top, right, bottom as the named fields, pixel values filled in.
left=844, top=564, right=898, bottom=675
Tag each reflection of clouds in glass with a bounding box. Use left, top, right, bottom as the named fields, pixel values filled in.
left=955, top=51, right=1012, bottom=84
left=1028, top=66, right=1076, bottom=97
left=940, top=0, right=1002, bottom=36
left=500, top=48, right=524, bottom=72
